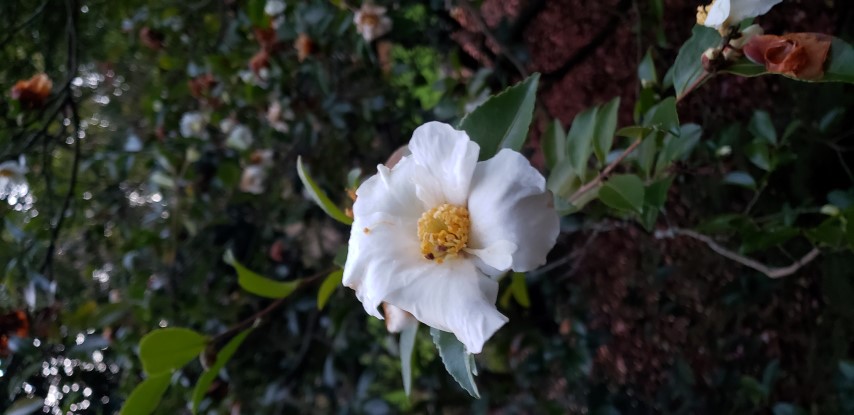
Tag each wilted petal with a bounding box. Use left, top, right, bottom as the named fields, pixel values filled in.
left=744, top=33, right=832, bottom=80
left=408, top=122, right=479, bottom=206
left=383, top=303, right=418, bottom=333
left=467, top=149, right=559, bottom=273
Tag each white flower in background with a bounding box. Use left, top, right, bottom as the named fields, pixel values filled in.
left=250, top=149, right=275, bottom=168
left=697, top=0, right=782, bottom=31
left=266, top=101, right=293, bottom=133
left=354, top=3, right=392, bottom=42
left=226, top=124, right=254, bottom=151
left=219, top=118, right=237, bottom=134
left=240, top=165, right=267, bottom=194
left=343, top=122, right=559, bottom=353
left=264, top=0, right=285, bottom=16
left=179, top=111, right=209, bottom=139
left=0, top=158, right=29, bottom=204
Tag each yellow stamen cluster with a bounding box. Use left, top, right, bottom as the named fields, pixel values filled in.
left=417, top=203, right=470, bottom=263
left=696, top=1, right=714, bottom=26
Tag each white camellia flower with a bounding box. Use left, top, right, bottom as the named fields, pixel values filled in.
left=264, top=0, right=285, bottom=16
left=239, top=165, right=267, bottom=194
left=179, top=111, right=209, bottom=139
left=354, top=4, right=392, bottom=42
left=343, top=122, right=559, bottom=354
left=0, top=158, right=29, bottom=203
left=697, top=0, right=782, bottom=31
left=225, top=124, right=254, bottom=151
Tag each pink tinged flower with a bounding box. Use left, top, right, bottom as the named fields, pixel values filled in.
left=697, top=0, right=782, bottom=31
left=343, top=122, right=559, bottom=354
left=354, top=4, right=392, bottom=42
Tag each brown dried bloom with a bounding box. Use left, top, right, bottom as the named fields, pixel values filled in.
left=294, top=33, right=315, bottom=62
left=10, top=73, right=52, bottom=109
left=743, top=33, right=832, bottom=81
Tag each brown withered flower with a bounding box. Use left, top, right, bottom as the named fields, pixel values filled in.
left=139, top=27, right=165, bottom=50
left=188, top=73, right=217, bottom=100
left=10, top=73, right=52, bottom=109
left=294, top=33, right=315, bottom=62
left=249, top=49, right=270, bottom=75
left=253, top=27, right=281, bottom=53
left=743, top=33, right=832, bottom=81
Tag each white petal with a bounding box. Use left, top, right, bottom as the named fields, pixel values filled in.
left=383, top=303, right=418, bottom=333
left=729, top=0, right=782, bottom=23
left=343, top=213, right=507, bottom=353
left=703, top=0, right=731, bottom=28
left=467, top=149, right=559, bottom=273
left=383, top=259, right=507, bottom=354
left=343, top=212, right=421, bottom=319
left=408, top=122, right=479, bottom=206
left=352, top=156, right=425, bottom=224
left=465, top=239, right=516, bottom=273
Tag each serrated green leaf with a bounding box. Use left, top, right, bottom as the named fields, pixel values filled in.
left=567, top=106, right=599, bottom=180
left=5, top=397, right=43, bottom=415
left=317, top=269, right=343, bottom=310
left=723, top=171, right=757, bottom=189
left=430, top=328, right=480, bottom=398
left=192, top=329, right=252, bottom=414
left=599, top=174, right=645, bottom=213
left=296, top=156, right=353, bottom=225
left=459, top=73, right=540, bottom=160
left=749, top=110, right=777, bottom=145
left=542, top=119, right=566, bottom=170
left=399, top=322, right=418, bottom=397
left=139, top=328, right=207, bottom=376
left=673, top=25, right=720, bottom=99
left=120, top=372, right=171, bottom=415
left=593, top=98, right=621, bottom=163
left=224, top=250, right=300, bottom=299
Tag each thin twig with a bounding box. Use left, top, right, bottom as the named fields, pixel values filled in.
left=208, top=267, right=334, bottom=346
left=568, top=137, right=643, bottom=204
left=659, top=228, right=820, bottom=279
left=0, top=0, right=50, bottom=48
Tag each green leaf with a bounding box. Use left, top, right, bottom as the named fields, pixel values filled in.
left=459, top=73, right=540, bottom=160
left=749, top=110, right=777, bottom=145
left=192, top=329, right=253, bottom=414
left=635, top=132, right=658, bottom=178
left=317, top=269, right=343, bottom=310
left=566, top=106, right=599, bottom=179
left=542, top=118, right=566, bottom=170
left=656, top=123, right=702, bottom=174
left=723, top=171, right=757, bottom=189
left=593, top=97, right=621, bottom=163
left=247, top=0, right=269, bottom=27
left=430, top=328, right=480, bottom=398
left=296, top=156, right=353, bottom=225
left=616, top=126, right=652, bottom=139
left=224, top=250, right=300, bottom=299
left=745, top=141, right=772, bottom=171
left=119, top=372, right=171, bottom=415
left=599, top=174, right=645, bottom=213
left=139, top=328, right=208, bottom=376
left=773, top=403, right=806, bottom=415
left=673, top=25, right=720, bottom=100
left=399, top=322, right=418, bottom=397
left=546, top=158, right=577, bottom=199
left=499, top=272, right=531, bottom=308
left=645, top=177, right=672, bottom=208
left=638, top=48, right=658, bottom=87
left=5, top=397, right=44, bottom=415
left=643, top=97, right=679, bottom=134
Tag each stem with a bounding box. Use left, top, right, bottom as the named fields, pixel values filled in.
left=659, top=228, right=820, bottom=279
left=568, top=137, right=643, bottom=204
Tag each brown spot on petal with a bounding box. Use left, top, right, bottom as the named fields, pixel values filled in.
left=743, top=33, right=832, bottom=81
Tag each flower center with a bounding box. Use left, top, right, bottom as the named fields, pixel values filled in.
left=696, top=1, right=714, bottom=26
left=417, top=203, right=470, bottom=263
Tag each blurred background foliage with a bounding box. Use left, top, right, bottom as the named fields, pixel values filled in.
left=0, top=0, right=853, bottom=414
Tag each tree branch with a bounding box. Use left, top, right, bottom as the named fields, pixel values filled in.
left=456, top=0, right=528, bottom=77
left=658, top=228, right=821, bottom=279
left=568, top=137, right=643, bottom=204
